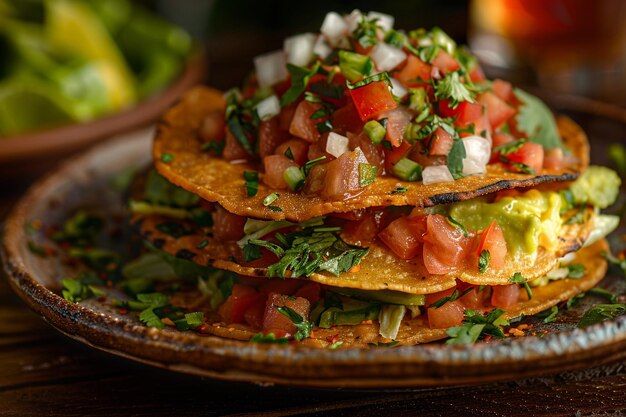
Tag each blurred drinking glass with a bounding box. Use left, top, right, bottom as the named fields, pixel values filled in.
left=469, top=0, right=626, bottom=104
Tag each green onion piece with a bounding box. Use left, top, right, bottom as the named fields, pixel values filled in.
left=284, top=147, right=294, bottom=160
left=363, top=120, right=387, bottom=144
left=392, top=158, right=423, bottom=181
left=384, top=29, right=406, bottom=48
left=304, top=156, right=327, bottom=175
left=263, top=192, right=279, bottom=206
left=359, top=163, right=378, bottom=187
left=283, top=166, right=305, bottom=191
left=408, top=88, right=428, bottom=112
left=346, top=72, right=391, bottom=89
left=243, top=170, right=259, bottom=197
left=338, top=50, right=374, bottom=82
left=160, top=153, right=174, bottom=163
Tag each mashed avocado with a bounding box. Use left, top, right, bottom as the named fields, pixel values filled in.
left=448, top=190, right=562, bottom=261
left=570, top=166, right=621, bottom=209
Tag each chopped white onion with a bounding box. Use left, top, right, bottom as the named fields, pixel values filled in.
left=284, top=33, right=316, bottom=67
left=422, top=165, right=454, bottom=185
left=344, top=9, right=363, bottom=33
left=368, top=11, right=394, bottom=32
left=320, top=11, right=348, bottom=43
left=255, top=95, right=280, bottom=121
left=390, top=77, right=408, bottom=99
left=313, top=34, right=332, bottom=59
left=370, top=43, right=406, bottom=71
left=546, top=266, right=569, bottom=280
left=462, top=135, right=491, bottom=176
left=325, top=132, right=350, bottom=158
left=253, top=50, right=287, bottom=88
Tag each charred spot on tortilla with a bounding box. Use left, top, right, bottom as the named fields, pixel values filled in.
left=153, top=87, right=589, bottom=222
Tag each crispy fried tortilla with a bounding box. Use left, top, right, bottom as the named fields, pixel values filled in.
left=133, top=205, right=593, bottom=293
left=153, top=86, right=589, bottom=222
left=194, top=239, right=609, bottom=348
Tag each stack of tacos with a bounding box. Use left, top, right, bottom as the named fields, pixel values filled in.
left=130, top=11, right=621, bottom=347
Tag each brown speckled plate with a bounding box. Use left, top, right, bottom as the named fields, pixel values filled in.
left=2, top=133, right=626, bottom=388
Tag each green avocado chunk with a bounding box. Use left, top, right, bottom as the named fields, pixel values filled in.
left=570, top=166, right=621, bottom=209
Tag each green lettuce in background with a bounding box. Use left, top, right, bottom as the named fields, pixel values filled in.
left=0, top=0, right=192, bottom=136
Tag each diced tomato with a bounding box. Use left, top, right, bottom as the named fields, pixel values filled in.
left=422, top=214, right=471, bottom=275
left=478, top=92, right=516, bottom=130
left=293, top=282, right=322, bottom=304
left=504, top=142, right=544, bottom=173
left=468, top=63, right=486, bottom=83
left=289, top=101, right=325, bottom=142
left=259, top=279, right=303, bottom=296
left=395, top=55, right=432, bottom=86
left=475, top=220, right=508, bottom=270
left=381, top=106, right=414, bottom=147
left=428, top=127, right=454, bottom=156
left=459, top=286, right=489, bottom=309
left=543, top=147, right=566, bottom=171
left=438, top=100, right=483, bottom=126
left=222, top=127, right=251, bottom=161
left=427, top=300, right=465, bottom=329
left=199, top=111, right=225, bottom=142
left=262, top=154, right=298, bottom=189
left=258, top=117, right=289, bottom=158
left=341, top=211, right=380, bottom=246
left=383, top=140, right=411, bottom=173
left=348, top=131, right=384, bottom=171
left=275, top=138, right=309, bottom=165
left=273, top=78, right=292, bottom=98
left=302, top=162, right=327, bottom=195
left=331, top=102, right=363, bottom=135
left=431, top=50, right=461, bottom=73
left=244, top=301, right=266, bottom=329
left=378, top=216, right=427, bottom=260
left=320, top=147, right=369, bottom=200
left=279, top=103, right=297, bottom=131
left=424, top=287, right=456, bottom=307
left=308, top=78, right=347, bottom=108
left=219, top=284, right=266, bottom=324
left=491, top=284, right=520, bottom=308
left=492, top=79, right=513, bottom=102
left=212, top=204, right=246, bottom=240
left=349, top=81, right=398, bottom=122
left=262, top=293, right=311, bottom=336
left=492, top=132, right=514, bottom=148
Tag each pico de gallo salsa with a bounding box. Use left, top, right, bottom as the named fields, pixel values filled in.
left=198, top=10, right=572, bottom=202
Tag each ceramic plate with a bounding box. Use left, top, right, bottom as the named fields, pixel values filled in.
left=3, top=132, right=626, bottom=388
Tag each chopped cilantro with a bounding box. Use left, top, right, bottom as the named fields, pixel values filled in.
left=160, top=153, right=174, bottom=163
left=478, top=249, right=490, bottom=273
left=243, top=170, right=259, bottom=197
left=280, top=62, right=321, bottom=106
left=276, top=305, right=313, bottom=341
left=353, top=15, right=380, bottom=48
left=200, top=140, right=225, bottom=155
left=577, top=304, right=626, bottom=328
left=587, top=287, right=619, bottom=304
left=447, top=138, right=466, bottom=180
left=358, top=163, right=378, bottom=187
left=434, top=70, right=475, bottom=108
left=534, top=306, right=559, bottom=324
left=155, top=222, right=192, bottom=238
left=304, top=156, right=327, bottom=176
left=446, top=308, right=509, bottom=344
left=390, top=187, right=408, bottom=194
left=61, top=272, right=106, bottom=303
left=494, top=139, right=526, bottom=156
left=284, top=147, right=294, bottom=160
left=514, top=88, right=563, bottom=150
left=509, top=272, right=532, bottom=300
left=445, top=215, right=468, bottom=237
left=346, top=72, right=391, bottom=90
left=499, top=156, right=537, bottom=174
left=431, top=287, right=472, bottom=309
left=250, top=332, right=289, bottom=344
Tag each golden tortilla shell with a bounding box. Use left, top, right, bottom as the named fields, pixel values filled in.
left=153, top=86, right=589, bottom=222
left=133, top=206, right=593, bottom=293
left=198, top=239, right=609, bottom=348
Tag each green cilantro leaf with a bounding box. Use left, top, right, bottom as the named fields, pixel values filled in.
left=478, top=249, right=490, bottom=273
left=434, top=70, right=475, bottom=108
left=276, top=305, right=313, bottom=341
left=577, top=304, right=626, bottom=328
left=243, top=170, right=259, bottom=197
left=280, top=62, right=321, bottom=106
left=534, top=305, right=559, bottom=324
left=514, top=88, right=563, bottom=150
left=250, top=332, right=289, bottom=344
left=447, top=138, right=467, bottom=180
left=61, top=272, right=105, bottom=303
left=446, top=308, right=509, bottom=344
left=509, top=272, right=532, bottom=300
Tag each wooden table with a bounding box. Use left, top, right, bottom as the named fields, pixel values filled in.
left=2, top=115, right=626, bottom=417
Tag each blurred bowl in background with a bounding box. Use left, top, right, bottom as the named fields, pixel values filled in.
left=0, top=47, right=207, bottom=181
